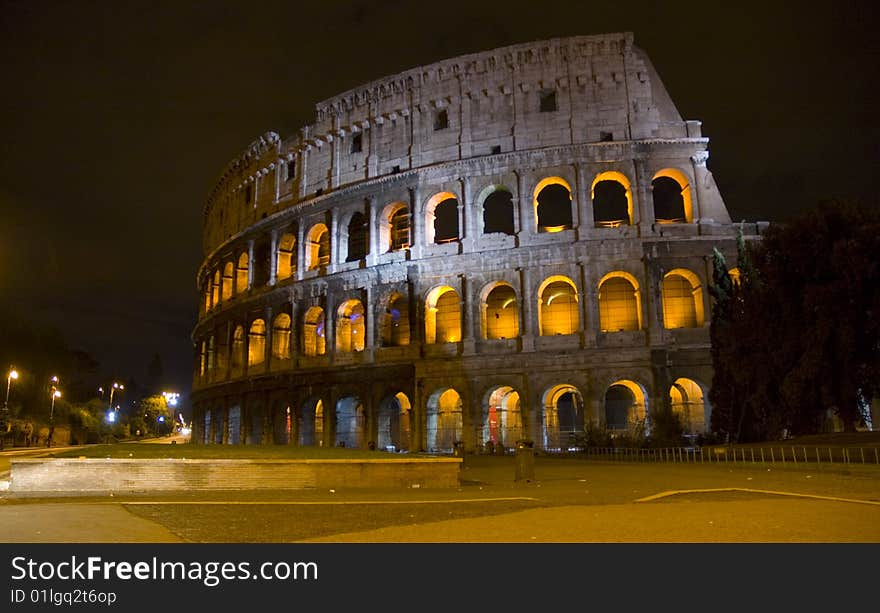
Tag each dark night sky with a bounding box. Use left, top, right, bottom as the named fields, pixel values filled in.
left=1, top=0, right=877, bottom=402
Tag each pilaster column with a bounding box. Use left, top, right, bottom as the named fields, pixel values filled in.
left=575, top=163, right=592, bottom=236
left=329, top=212, right=339, bottom=274
left=519, top=266, right=535, bottom=352
left=296, top=222, right=306, bottom=281
left=364, top=285, right=375, bottom=360
left=517, top=171, right=534, bottom=241
left=325, top=298, right=336, bottom=361
left=264, top=306, right=274, bottom=370
left=367, top=196, right=378, bottom=266
left=461, top=274, right=476, bottom=355
left=269, top=229, right=278, bottom=286
left=247, top=240, right=255, bottom=289
left=410, top=186, right=423, bottom=259
left=460, top=176, right=475, bottom=251
left=634, top=158, right=653, bottom=233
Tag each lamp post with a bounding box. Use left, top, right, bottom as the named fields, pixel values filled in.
left=2, top=367, right=19, bottom=450
left=48, top=384, right=61, bottom=448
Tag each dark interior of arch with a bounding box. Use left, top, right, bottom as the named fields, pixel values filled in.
left=346, top=212, right=368, bottom=261
left=483, top=190, right=515, bottom=235
left=604, top=385, right=635, bottom=430
left=536, top=184, right=572, bottom=229
left=652, top=177, right=686, bottom=222
left=556, top=392, right=584, bottom=433
left=592, top=180, right=629, bottom=226
left=253, top=241, right=270, bottom=285
left=434, top=198, right=459, bottom=243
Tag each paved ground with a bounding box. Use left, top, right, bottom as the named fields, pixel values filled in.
left=1, top=455, right=878, bottom=543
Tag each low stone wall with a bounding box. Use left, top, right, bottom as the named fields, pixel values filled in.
left=9, top=458, right=462, bottom=494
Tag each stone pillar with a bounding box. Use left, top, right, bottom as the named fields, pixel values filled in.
left=296, top=222, right=306, bottom=281
left=634, top=158, right=653, bottom=233
left=461, top=274, right=476, bottom=355
left=262, top=391, right=272, bottom=445
left=269, top=229, right=278, bottom=286
left=325, top=298, right=336, bottom=361
left=690, top=151, right=709, bottom=222
left=580, top=261, right=598, bottom=347
left=575, top=163, right=592, bottom=236
left=519, top=266, right=535, bottom=352
left=410, top=185, right=423, bottom=259
left=247, top=240, right=255, bottom=289
left=364, top=285, right=375, bottom=360
left=329, top=212, right=339, bottom=274
left=264, top=306, right=274, bottom=370
left=517, top=171, right=534, bottom=241
left=298, top=144, right=309, bottom=200
left=221, top=403, right=230, bottom=445
left=367, top=196, right=378, bottom=266
left=460, top=176, right=475, bottom=252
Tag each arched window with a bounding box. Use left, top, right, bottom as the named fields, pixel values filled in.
left=222, top=262, right=234, bottom=300
left=212, top=270, right=221, bottom=306
left=272, top=314, right=292, bottom=360
left=482, top=283, right=519, bottom=340
left=302, top=306, right=326, bottom=356
left=652, top=168, right=693, bottom=223
left=207, top=336, right=216, bottom=372
left=598, top=272, right=641, bottom=332
left=236, top=253, right=249, bottom=293
left=662, top=269, right=705, bottom=328
left=380, top=293, right=410, bottom=346
left=231, top=325, right=245, bottom=371
left=346, top=213, right=368, bottom=262
left=604, top=380, right=647, bottom=430
left=426, top=388, right=463, bottom=452
left=248, top=319, right=266, bottom=366
left=541, top=385, right=584, bottom=451
left=482, top=189, right=515, bottom=235
left=534, top=177, right=573, bottom=232
left=336, top=300, right=365, bottom=352
left=198, top=341, right=206, bottom=376
left=307, top=224, right=330, bottom=270
left=592, top=171, right=633, bottom=227
left=670, top=378, right=707, bottom=434
left=390, top=206, right=410, bottom=251
left=276, top=233, right=296, bottom=281
left=539, top=277, right=579, bottom=336
left=424, top=192, right=459, bottom=244
left=425, top=286, right=461, bottom=344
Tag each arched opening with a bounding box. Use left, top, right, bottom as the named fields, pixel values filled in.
left=276, top=232, right=297, bottom=281
left=206, top=336, right=216, bottom=374
left=424, top=192, right=459, bottom=244
left=538, top=276, right=579, bottom=336
left=246, top=400, right=264, bottom=445
left=598, top=272, right=642, bottom=332
left=592, top=171, right=633, bottom=227
left=379, top=203, right=410, bottom=252
left=228, top=405, right=241, bottom=444
left=307, top=223, right=330, bottom=270
left=541, top=385, right=584, bottom=451
left=252, top=241, right=270, bottom=286
left=426, top=388, right=463, bottom=452
left=270, top=399, right=290, bottom=445
left=272, top=313, right=292, bottom=360
left=482, top=188, right=515, bottom=235
left=670, top=378, right=707, bottom=434
left=302, top=306, right=326, bottom=356
left=335, top=396, right=366, bottom=448
left=534, top=177, right=573, bottom=232
left=222, top=262, right=234, bottom=300
left=212, top=270, right=221, bottom=306
left=425, top=286, right=461, bottom=344
left=604, top=380, right=648, bottom=431
left=198, top=341, right=206, bottom=377
left=482, top=386, right=522, bottom=450
left=481, top=283, right=519, bottom=340
left=652, top=168, right=693, bottom=223
left=346, top=212, right=368, bottom=262
left=380, top=293, right=410, bottom=347
left=662, top=269, right=705, bottom=328
left=298, top=399, right=324, bottom=446
left=231, top=325, right=245, bottom=375
left=236, top=252, right=249, bottom=293
left=377, top=392, right=411, bottom=451
left=247, top=319, right=266, bottom=366
left=212, top=406, right=224, bottom=444
left=336, top=299, right=365, bottom=353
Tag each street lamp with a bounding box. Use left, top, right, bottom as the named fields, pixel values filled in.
left=2, top=367, right=19, bottom=450
left=109, top=382, right=124, bottom=412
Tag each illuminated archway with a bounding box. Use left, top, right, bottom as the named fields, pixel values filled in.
left=538, top=275, right=579, bottom=336
left=597, top=271, right=642, bottom=331
left=212, top=270, right=221, bottom=306
left=302, top=306, right=326, bottom=356
left=299, top=398, right=324, bottom=446
left=424, top=192, right=460, bottom=244
left=425, top=285, right=461, bottom=344
left=247, top=319, right=266, bottom=366
left=379, top=202, right=410, bottom=252
left=335, top=396, right=366, bottom=448
left=481, top=282, right=519, bottom=340
left=481, top=386, right=522, bottom=450
left=306, top=223, right=330, bottom=270
left=479, top=186, right=515, bottom=235
left=276, top=232, right=296, bottom=280
left=336, top=299, right=365, bottom=352
left=604, top=380, right=648, bottom=430
left=541, top=385, right=584, bottom=451
left=221, top=262, right=234, bottom=300
left=662, top=269, right=705, bottom=328
left=426, top=388, right=463, bottom=452
left=670, top=378, right=707, bottom=434
left=231, top=325, right=245, bottom=374
left=236, top=252, right=249, bottom=293
left=380, top=293, right=410, bottom=346
left=591, top=171, right=633, bottom=227
left=377, top=392, right=411, bottom=451
left=652, top=168, right=693, bottom=223
left=272, top=313, right=292, bottom=360
left=533, top=177, right=573, bottom=232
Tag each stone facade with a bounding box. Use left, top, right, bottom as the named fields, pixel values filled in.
left=191, top=33, right=760, bottom=452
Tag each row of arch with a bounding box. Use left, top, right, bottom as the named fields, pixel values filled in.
left=197, top=269, right=709, bottom=374
left=201, top=168, right=694, bottom=313
left=198, top=377, right=708, bottom=451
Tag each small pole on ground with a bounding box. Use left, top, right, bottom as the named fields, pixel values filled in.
left=780, top=447, right=785, bottom=466
left=861, top=448, right=864, bottom=464
left=750, top=448, right=755, bottom=463
left=792, top=446, right=796, bottom=465
left=803, top=447, right=808, bottom=464
left=760, top=448, right=765, bottom=464
left=828, top=447, right=832, bottom=464
left=816, top=447, right=821, bottom=466
left=770, top=447, right=775, bottom=464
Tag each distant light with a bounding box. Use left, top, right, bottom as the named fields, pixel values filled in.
left=106, top=411, right=116, bottom=423
left=9, top=370, right=19, bottom=380
left=158, top=416, right=165, bottom=423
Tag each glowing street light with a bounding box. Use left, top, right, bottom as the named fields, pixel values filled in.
left=2, top=367, right=19, bottom=450
left=109, top=382, right=124, bottom=412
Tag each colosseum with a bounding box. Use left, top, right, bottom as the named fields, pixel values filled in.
left=191, top=32, right=760, bottom=453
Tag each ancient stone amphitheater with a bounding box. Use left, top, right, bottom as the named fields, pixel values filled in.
left=191, top=32, right=758, bottom=453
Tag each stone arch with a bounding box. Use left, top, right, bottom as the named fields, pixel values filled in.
left=344, top=211, right=369, bottom=262
left=231, top=325, right=245, bottom=375
left=426, top=387, right=463, bottom=452
left=670, top=378, right=709, bottom=434
left=221, top=262, right=234, bottom=299
left=478, top=185, right=515, bottom=235
left=335, top=395, right=366, bottom=448
left=302, top=306, right=326, bottom=356
left=269, top=397, right=291, bottom=445
left=306, top=223, right=330, bottom=270
left=480, top=281, right=519, bottom=340
left=380, top=201, right=411, bottom=252
left=597, top=271, right=642, bottom=332
left=377, top=391, right=412, bottom=451
left=380, top=292, right=410, bottom=346
left=271, top=313, right=292, bottom=360
left=236, top=252, right=249, bottom=293
left=247, top=319, right=266, bottom=366
left=480, top=385, right=523, bottom=450
left=336, top=299, right=365, bottom=352
left=424, top=191, right=460, bottom=244
left=591, top=171, right=633, bottom=227
left=276, top=232, right=297, bottom=281
left=212, top=269, right=221, bottom=306
left=537, top=275, right=579, bottom=336
left=604, top=380, right=648, bottom=431
left=425, top=285, right=461, bottom=344
left=299, top=397, right=324, bottom=446
left=652, top=168, right=693, bottom=223
left=227, top=404, right=242, bottom=444
left=533, top=176, right=573, bottom=232
left=541, top=384, right=584, bottom=451
left=662, top=268, right=705, bottom=328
